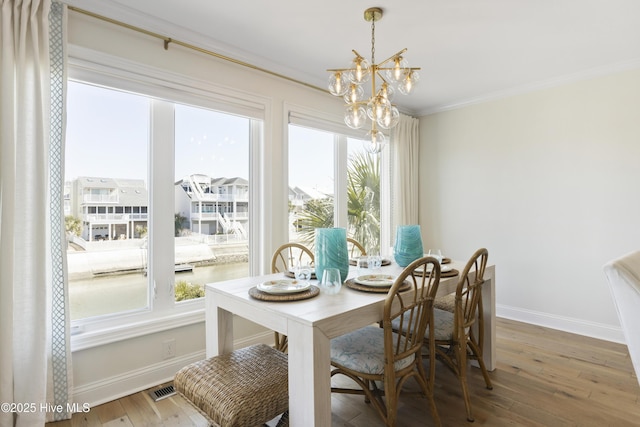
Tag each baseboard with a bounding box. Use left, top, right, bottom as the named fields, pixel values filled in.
left=72, top=330, right=273, bottom=407
left=73, top=310, right=624, bottom=409
left=72, top=351, right=203, bottom=408
left=497, top=304, right=626, bottom=344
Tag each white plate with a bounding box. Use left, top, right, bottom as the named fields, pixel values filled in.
left=257, top=279, right=311, bottom=294
left=354, top=274, right=395, bottom=287
left=415, top=264, right=452, bottom=273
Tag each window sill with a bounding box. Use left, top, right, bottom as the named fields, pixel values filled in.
left=70, top=307, right=205, bottom=352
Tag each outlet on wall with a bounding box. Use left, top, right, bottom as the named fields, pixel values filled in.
left=162, top=339, right=176, bottom=359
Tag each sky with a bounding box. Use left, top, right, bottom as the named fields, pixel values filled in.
left=65, top=80, right=359, bottom=193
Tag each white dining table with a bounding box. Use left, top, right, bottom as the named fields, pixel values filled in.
left=205, top=259, right=496, bottom=427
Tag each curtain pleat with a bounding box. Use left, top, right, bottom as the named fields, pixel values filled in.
left=0, top=1, right=70, bottom=425
left=391, top=114, right=420, bottom=227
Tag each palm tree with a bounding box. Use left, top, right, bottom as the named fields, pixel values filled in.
left=347, top=152, right=380, bottom=253
left=296, top=197, right=334, bottom=245
left=296, top=152, right=380, bottom=253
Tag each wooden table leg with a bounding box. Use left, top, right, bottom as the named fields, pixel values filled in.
left=287, top=320, right=332, bottom=427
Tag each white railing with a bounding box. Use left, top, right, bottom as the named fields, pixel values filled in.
left=185, top=233, right=247, bottom=245
left=84, top=213, right=148, bottom=222
left=224, top=211, right=249, bottom=220
left=192, top=193, right=247, bottom=202
left=189, top=212, right=222, bottom=220
left=83, top=194, right=118, bottom=203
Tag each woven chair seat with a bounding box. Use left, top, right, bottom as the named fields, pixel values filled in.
left=330, top=326, right=415, bottom=374
left=174, top=344, right=288, bottom=427
left=433, top=292, right=456, bottom=312
left=392, top=308, right=454, bottom=342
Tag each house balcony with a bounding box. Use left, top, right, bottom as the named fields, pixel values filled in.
left=194, top=193, right=249, bottom=203
left=83, top=194, right=118, bottom=203
left=83, top=213, right=148, bottom=222
left=225, top=212, right=249, bottom=221
left=190, top=212, right=222, bottom=221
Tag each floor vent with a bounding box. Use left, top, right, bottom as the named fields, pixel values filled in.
left=148, top=384, right=176, bottom=402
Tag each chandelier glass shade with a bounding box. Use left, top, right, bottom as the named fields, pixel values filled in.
left=327, top=7, right=420, bottom=154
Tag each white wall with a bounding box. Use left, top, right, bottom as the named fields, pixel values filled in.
left=419, top=68, right=640, bottom=342
left=66, top=5, right=640, bottom=407
left=67, top=10, right=344, bottom=406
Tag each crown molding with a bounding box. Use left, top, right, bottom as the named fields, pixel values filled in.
left=418, top=58, right=640, bottom=116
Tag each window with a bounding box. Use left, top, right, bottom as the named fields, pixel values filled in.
left=288, top=125, right=335, bottom=244
left=288, top=123, right=382, bottom=254
left=346, top=138, right=381, bottom=254
left=65, top=82, right=150, bottom=320
left=65, top=63, right=264, bottom=337
left=173, top=104, right=251, bottom=302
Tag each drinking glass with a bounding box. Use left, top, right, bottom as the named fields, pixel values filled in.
left=427, top=249, right=443, bottom=264
left=294, top=262, right=312, bottom=283
left=368, top=254, right=382, bottom=271
left=321, top=268, right=342, bottom=295
left=356, top=256, right=370, bottom=276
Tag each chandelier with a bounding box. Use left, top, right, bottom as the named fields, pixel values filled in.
left=327, top=7, right=420, bottom=154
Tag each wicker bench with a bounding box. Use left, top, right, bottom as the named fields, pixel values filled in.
left=174, top=344, right=289, bottom=427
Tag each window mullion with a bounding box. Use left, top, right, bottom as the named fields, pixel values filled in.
left=249, top=119, right=263, bottom=275
left=149, top=99, right=176, bottom=311
left=334, top=134, right=348, bottom=229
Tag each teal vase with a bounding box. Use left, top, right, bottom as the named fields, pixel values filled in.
left=315, top=228, right=349, bottom=283
left=393, top=225, right=424, bottom=267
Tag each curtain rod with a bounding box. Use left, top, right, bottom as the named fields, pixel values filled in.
left=67, top=6, right=327, bottom=94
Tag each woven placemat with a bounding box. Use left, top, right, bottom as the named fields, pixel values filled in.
left=283, top=270, right=317, bottom=280
left=442, top=257, right=452, bottom=264
left=415, top=268, right=459, bottom=278
left=349, top=258, right=392, bottom=266
left=249, top=285, right=320, bottom=301
left=345, top=279, right=411, bottom=293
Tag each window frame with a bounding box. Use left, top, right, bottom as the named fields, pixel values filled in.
left=285, top=103, right=391, bottom=251
left=67, top=48, right=268, bottom=351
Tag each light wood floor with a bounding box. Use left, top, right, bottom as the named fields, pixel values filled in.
left=47, top=318, right=640, bottom=426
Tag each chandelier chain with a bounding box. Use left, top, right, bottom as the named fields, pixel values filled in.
left=371, top=19, right=376, bottom=65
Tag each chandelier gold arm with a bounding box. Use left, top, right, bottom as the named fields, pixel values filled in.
left=376, top=48, right=408, bottom=67
left=328, top=66, right=421, bottom=73
left=352, top=50, right=366, bottom=60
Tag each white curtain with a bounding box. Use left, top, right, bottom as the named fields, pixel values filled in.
left=390, top=113, right=420, bottom=227
left=0, top=1, right=71, bottom=425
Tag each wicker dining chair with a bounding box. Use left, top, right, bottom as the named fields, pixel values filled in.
left=330, top=256, right=442, bottom=427
left=429, top=247, right=493, bottom=422
left=270, top=242, right=315, bottom=352
left=346, top=237, right=367, bottom=258
left=174, top=343, right=289, bottom=427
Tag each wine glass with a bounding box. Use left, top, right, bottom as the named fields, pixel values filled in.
left=427, top=249, right=443, bottom=264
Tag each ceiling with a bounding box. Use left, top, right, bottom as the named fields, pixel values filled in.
left=67, top=0, right=640, bottom=116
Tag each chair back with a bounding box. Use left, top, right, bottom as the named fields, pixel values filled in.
left=454, top=248, right=489, bottom=342
left=383, top=256, right=441, bottom=374
left=271, top=242, right=314, bottom=273
left=604, top=250, right=640, bottom=385
left=347, top=237, right=367, bottom=258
